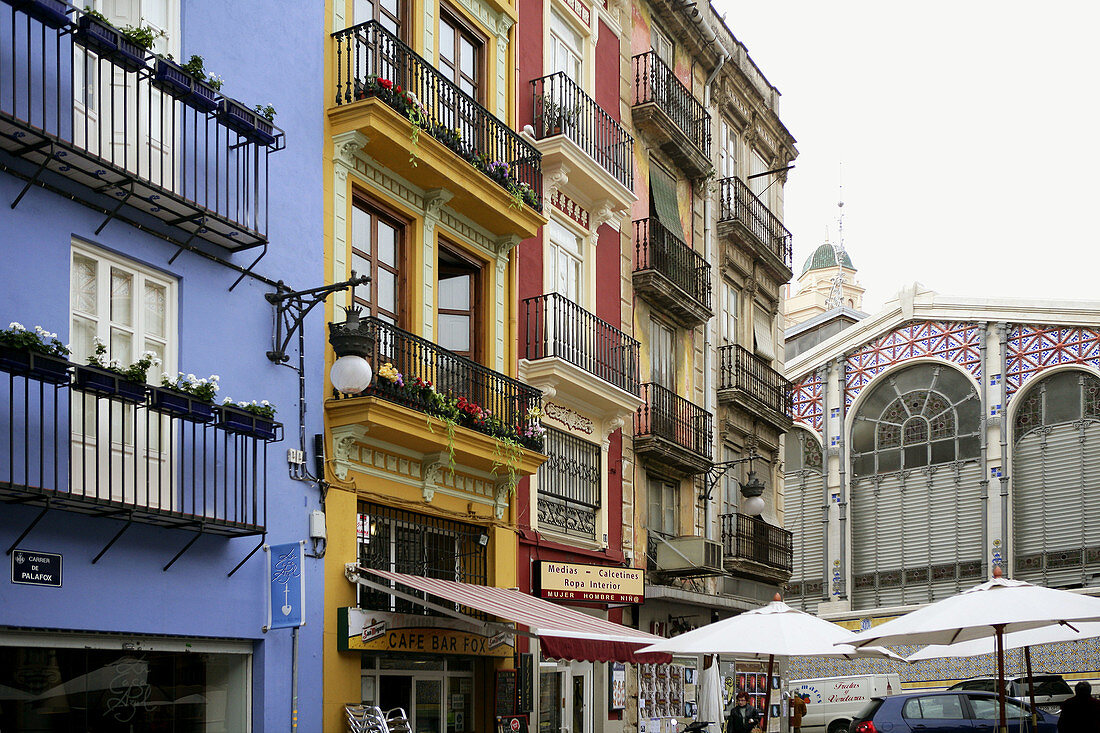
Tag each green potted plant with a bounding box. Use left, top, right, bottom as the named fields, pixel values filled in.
left=153, top=54, right=220, bottom=113
left=217, top=397, right=278, bottom=440
left=73, top=337, right=158, bottom=403
left=538, top=95, right=578, bottom=136
left=75, top=8, right=162, bottom=73
left=151, top=371, right=219, bottom=422
left=0, top=322, right=70, bottom=384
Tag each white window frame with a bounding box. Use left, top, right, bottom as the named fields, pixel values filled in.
left=749, top=150, right=769, bottom=204
left=651, top=23, right=673, bottom=68
left=720, top=119, right=738, bottom=180
left=648, top=477, right=679, bottom=537
left=650, top=319, right=675, bottom=390
left=546, top=218, right=584, bottom=305
left=721, top=280, right=739, bottom=344
left=548, top=8, right=584, bottom=83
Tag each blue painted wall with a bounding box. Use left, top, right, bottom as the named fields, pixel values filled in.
left=0, top=1, right=326, bottom=730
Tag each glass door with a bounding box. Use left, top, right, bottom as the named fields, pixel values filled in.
left=415, top=678, right=443, bottom=733
left=540, top=663, right=591, bottom=733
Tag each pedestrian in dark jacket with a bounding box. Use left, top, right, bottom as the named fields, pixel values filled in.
left=1059, top=680, right=1100, bottom=732
left=726, top=692, right=761, bottom=733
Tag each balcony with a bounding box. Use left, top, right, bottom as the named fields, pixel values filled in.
left=717, top=176, right=793, bottom=280
left=631, top=51, right=711, bottom=179
left=331, top=21, right=545, bottom=239
left=720, top=512, right=793, bottom=584
left=520, top=293, right=642, bottom=436
left=0, top=354, right=277, bottom=559
left=327, top=316, right=546, bottom=479
left=634, top=383, right=712, bottom=476
left=530, top=72, right=635, bottom=209
left=0, top=7, right=282, bottom=252
left=537, top=427, right=601, bottom=542
left=633, top=218, right=713, bottom=328
left=717, top=344, right=793, bottom=431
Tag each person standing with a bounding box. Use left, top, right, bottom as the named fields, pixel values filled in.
left=789, top=693, right=807, bottom=733
left=1058, top=680, right=1100, bottom=732
left=726, top=692, right=762, bottom=733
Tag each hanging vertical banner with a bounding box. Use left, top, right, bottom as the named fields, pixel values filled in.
left=264, top=541, right=305, bottom=631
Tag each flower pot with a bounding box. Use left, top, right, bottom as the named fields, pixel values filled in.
left=75, top=15, right=147, bottom=73
left=185, top=78, right=219, bottom=113
left=216, top=99, right=276, bottom=146
left=73, top=364, right=147, bottom=403
left=216, top=405, right=277, bottom=440
left=0, top=346, right=70, bottom=385
left=151, top=58, right=192, bottom=98
left=10, top=0, right=71, bottom=29
left=149, top=386, right=214, bottom=423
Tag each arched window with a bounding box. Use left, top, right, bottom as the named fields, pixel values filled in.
left=849, top=364, right=984, bottom=609
left=782, top=429, right=824, bottom=611
left=851, top=366, right=980, bottom=477
left=1012, top=370, right=1100, bottom=588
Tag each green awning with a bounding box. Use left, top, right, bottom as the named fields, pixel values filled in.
left=649, top=166, right=685, bottom=242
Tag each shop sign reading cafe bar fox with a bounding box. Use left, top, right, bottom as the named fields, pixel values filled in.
left=538, top=562, right=644, bottom=604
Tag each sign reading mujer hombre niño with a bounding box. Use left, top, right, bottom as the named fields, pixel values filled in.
left=538, top=561, right=644, bottom=604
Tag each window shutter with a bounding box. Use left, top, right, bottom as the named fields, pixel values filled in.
left=649, top=167, right=685, bottom=242
left=753, top=308, right=775, bottom=361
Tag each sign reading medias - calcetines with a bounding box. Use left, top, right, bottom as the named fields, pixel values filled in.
left=11, top=549, right=62, bottom=588
left=539, top=561, right=643, bottom=603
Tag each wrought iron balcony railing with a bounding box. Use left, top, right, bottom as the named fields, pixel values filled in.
left=337, top=316, right=544, bottom=452
left=718, top=176, right=793, bottom=270
left=530, top=72, right=633, bottom=191
left=522, top=292, right=640, bottom=396
left=333, top=20, right=542, bottom=210
left=0, top=354, right=277, bottom=543
left=635, top=383, right=712, bottom=461
left=0, top=6, right=282, bottom=251
left=718, top=344, right=793, bottom=417
left=720, top=512, right=793, bottom=572
left=631, top=51, right=710, bottom=159
left=633, top=218, right=713, bottom=312
left=537, top=427, right=601, bottom=541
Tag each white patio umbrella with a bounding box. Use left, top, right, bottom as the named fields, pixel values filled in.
left=639, top=595, right=901, bottom=733
left=846, top=568, right=1100, bottom=732
left=906, top=620, right=1100, bottom=722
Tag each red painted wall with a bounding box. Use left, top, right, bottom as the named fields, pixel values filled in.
left=595, top=223, right=621, bottom=326
left=594, top=18, right=620, bottom=121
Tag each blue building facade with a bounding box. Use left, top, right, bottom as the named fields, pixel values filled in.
left=0, top=0, right=325, bottom=729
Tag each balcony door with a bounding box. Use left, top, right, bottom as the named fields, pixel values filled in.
left=354, top=0, right=404, bottom=37
left=70, top=244, right=176, bottom=508
left=539, top=662, right=591, bottom=733
left=74, top=0, right=178, bottom=187
left=438, top=9, right=485, bottom=152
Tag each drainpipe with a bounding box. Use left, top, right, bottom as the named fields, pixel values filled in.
left=700, top=27, right=728, bottom=542
left=979, top=323, right=989, bottom=578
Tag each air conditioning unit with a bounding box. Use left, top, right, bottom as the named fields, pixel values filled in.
left=655, top=536, right=723, bottom=576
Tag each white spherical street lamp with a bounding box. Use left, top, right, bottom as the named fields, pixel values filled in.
left=328, top=306, right=374, bottom=395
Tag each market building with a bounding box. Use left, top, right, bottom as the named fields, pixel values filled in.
left=783, top=283, right=1100, bottom=687
left=0, top=0, right=325, bottom=728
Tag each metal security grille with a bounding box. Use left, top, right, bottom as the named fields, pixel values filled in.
left=1012, top=371, right=1100, bottom=588
left=537, top=427, right=601, bottom=540
left=357, top=503, right=488, bottom=618
left=783, top=431, right=825, bottom=611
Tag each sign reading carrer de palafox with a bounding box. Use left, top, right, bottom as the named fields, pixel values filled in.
left=538, top=561, right=644, bottom=604
left=11, top=549, right=62, bottom=588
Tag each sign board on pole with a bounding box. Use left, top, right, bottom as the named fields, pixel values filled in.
left=264, top=541, right=305, bottom=631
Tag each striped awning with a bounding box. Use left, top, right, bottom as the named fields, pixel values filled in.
left=361, top=568, right=669, bottom=663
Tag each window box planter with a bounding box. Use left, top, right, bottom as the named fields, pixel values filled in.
left=216, top=99, right=275, bottom=146
left=8, top=0, right=71, bottom=29
left=151, top=58, right=219, bottom=113
left=73, top=364, right=147, bottom=403
left=216, top=405, right=278, bottom=440
left=75, top=15, right=147, bottom=73
left=149, top=386, right=214, bottom=423
left=0, top=346, right=70, bottom=385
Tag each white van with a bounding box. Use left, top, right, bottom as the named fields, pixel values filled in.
left=788, top=674, right=901, bottom=733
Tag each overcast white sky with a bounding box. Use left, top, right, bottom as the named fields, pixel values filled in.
left=711, top=1, right=1100, bottom=312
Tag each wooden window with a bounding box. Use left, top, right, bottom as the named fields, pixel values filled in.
left=651, top=24, right=673, bottom=68
left=354, top=0, right=404, bottom=38
left=439, top=9, right=484, bottom=102
left=437, top=245, right=482, bottom=362
left=647, top=478, right=679, bottom=537
left=650, top=319, right=675, bottom=390
left=351, top=197, right=405, bottom=325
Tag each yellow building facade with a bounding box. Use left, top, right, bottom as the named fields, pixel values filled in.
left=321, top=0, right=547, bottom=729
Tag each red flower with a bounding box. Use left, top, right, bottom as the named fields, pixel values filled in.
left=378, top=78, right=393, bottom=90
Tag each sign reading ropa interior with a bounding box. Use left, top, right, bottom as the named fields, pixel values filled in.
left=538, top=561, right=644, bottom=604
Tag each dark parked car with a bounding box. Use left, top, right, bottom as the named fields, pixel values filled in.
left=849, top=690, right=1058, bottom=733
left=947, top=675, right=1073, bottom=714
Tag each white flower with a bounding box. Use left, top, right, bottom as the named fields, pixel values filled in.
left=8, top=322, right=24, bottom=331
left=93, top=336, right=105, bottom=346
left=261, top=400, right=270, bottom=406
left=186, top=373, right=195, bottom=381
left=222, top=396, right=232, bottom=404
left=211, top=375, right=220, bottom=382
left=108, top=358, right=121, bottom=369
left=34, top=326, right=44, bottom=334
left=161, top=372, right=171, bottom=380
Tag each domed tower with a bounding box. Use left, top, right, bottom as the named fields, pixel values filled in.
left=782, top=240, right=865, bottom=328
